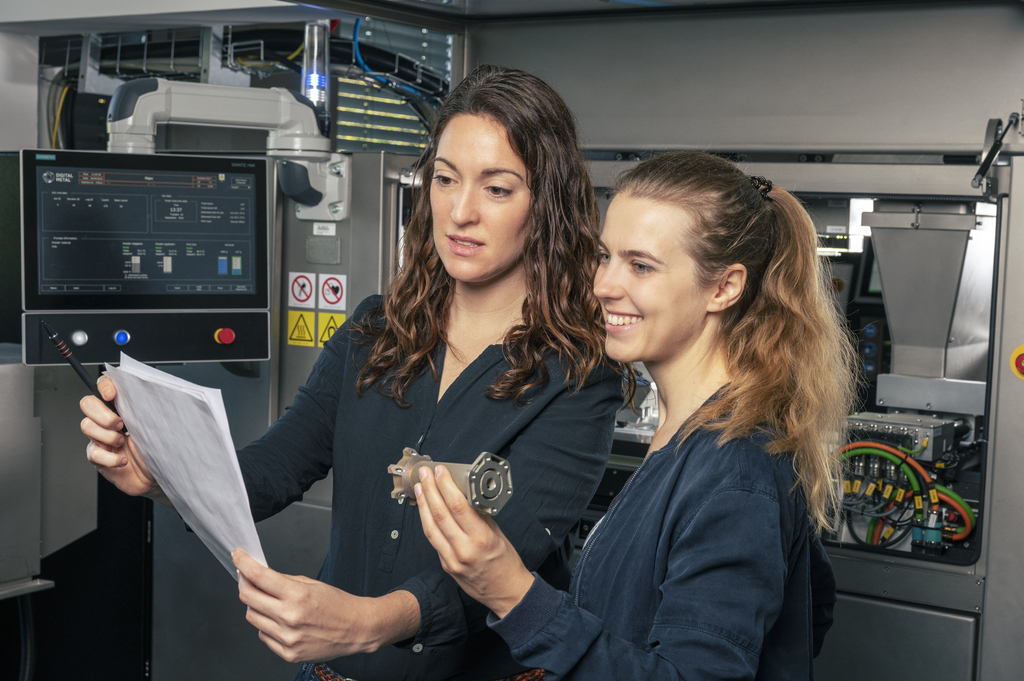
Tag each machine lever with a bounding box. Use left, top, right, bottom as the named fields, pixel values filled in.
left=972, top=113, right=1019, bottom=189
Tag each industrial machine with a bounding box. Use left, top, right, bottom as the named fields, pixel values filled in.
left=6, top=4, right=1024, bottom=680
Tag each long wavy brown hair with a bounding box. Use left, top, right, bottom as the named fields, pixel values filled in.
left=616, top=153, right=858, bottom=532
left=355, top=65, right=614, bottom=405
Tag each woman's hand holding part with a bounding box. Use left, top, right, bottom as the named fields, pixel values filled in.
left=415, top=465, right=535, bottom=619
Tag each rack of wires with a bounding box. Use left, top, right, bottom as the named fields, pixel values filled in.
left=839, top=438, right=978, bottom=556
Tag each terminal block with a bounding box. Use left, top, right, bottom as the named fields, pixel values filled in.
left=847, top=412, right=956, bottom=462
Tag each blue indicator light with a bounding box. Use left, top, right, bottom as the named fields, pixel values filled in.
left=306, top=73, right=326, bottom=88
left=862, top=342, right=877, bottom=357
left=114, top=330, right=130, bottom=346
left=863, top=360, right=876, bottom=374
left=863, top=323, right=878, bottom=338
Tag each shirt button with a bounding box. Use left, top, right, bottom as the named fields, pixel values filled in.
left=412, top=643, right=424, bottom=653
left=398, top=497, right=405, bottom=505
left=391, top=530, right=399, bottom=539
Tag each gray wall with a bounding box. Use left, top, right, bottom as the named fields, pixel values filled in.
left=466, top=2, right=1024, bottom=154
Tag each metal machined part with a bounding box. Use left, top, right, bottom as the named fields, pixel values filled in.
left=387, top=447, right=513, bottom=516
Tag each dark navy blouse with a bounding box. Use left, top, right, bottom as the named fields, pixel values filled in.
left=490, top=427, right=837, bottom=680
left=235, top=295, right=624, bottom=681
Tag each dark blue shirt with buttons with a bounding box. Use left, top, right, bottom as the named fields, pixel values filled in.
left=490, top=427, right=837, bottom=680
left=237, top=295, right=624, bottom=681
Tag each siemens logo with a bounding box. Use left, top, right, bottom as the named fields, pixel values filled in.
left=35, top=153, right=57, bottom=161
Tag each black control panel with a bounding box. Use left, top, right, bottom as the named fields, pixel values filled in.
left=21, top=150, right=270, bottom=364
left=22, top=311, right=269, bottom=365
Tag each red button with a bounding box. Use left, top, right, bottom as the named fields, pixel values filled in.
left=214, top=328, right=235, bottom=345
left=1016, top=353, right=1024, bottom=375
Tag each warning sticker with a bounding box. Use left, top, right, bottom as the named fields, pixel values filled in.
left=319, top=274, right=347, bottom=311
left=287, top=310, right=316, bottom=347
left=288, top=272, right=316, bottom=309
left=318, top=312, right=347, bottom=347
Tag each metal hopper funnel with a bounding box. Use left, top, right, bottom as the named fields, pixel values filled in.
left=863, top=203, right=977, bottom=378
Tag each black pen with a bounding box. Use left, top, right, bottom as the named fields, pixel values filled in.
left=41, top=319, right=127, bottom=435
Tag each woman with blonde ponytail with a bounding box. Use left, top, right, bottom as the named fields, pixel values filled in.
left=415, top=151, right=857, bottom=680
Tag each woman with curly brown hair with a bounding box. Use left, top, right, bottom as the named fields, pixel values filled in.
left=415, top=151, right=857, bottom=680
left=80, top=65, right=624, bottom=681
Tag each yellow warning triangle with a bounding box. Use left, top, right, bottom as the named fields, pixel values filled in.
left=289, top=314, right=313, bottom=341
left=319, top=318, right=339, bottom=343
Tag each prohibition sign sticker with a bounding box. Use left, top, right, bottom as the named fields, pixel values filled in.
left=288, top=272, right=315, bottom=308
left=319, top=273, right=347, bottom=311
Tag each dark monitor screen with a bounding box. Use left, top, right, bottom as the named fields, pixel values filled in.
left=22, top=150, right=269, bottom=311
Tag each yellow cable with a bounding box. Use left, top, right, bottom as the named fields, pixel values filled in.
left=287, top=44, right=304, bottom=62
left=52, top=84, right=70, bottom=149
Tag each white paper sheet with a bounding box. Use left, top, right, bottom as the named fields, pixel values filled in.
left=104, top=353, right=266, bottom=577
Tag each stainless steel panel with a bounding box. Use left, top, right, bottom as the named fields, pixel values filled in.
left=977, top=167, right=1024, bottom=680
left=876, top=375, right=987, bottom=417
left=827, top=553, right=983, bottom=614
left=151, top=501, right=332, bottom=680
left=947, top=217, right=997, bottom=382
left=0, top=414, right=41, bottom=585
left=589, top=161, right=987, bottom=198
left=863, top=211, right=978, bottom=231
left=468, top=4, right=1024, bottom=154
left=815, top=593, right=977, bottom=681
left=33, top=364, right=98, bottom=557
left=870, top=226, right=970, bottom=377
left=277, top=152, right=413, bottom=507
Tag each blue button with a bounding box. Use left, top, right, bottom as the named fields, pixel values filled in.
left=114, top=330, right=130, bottom=345
left=863, top=342, right=877, bottom=357
left=864, top=324, right=878, bottom=338
left=863, top=360, right=876, bottom=374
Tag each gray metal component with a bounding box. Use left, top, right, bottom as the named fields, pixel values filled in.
left=876, top=375, right=987, bottom=417
left=847, top=411, right=956, bottom=462
left=814, top=592, right=977, bottom=681
left=198, top=26, right=250, bottom=87
left=305, top=236, right=341, bottom=265
left=78, top=33, right=124, bottom=97
left=276, top=152, right=411, bottom=426
left=867, top=221, right=971, bottom=378
left=388, top=448, right=513, bottom=516
left=290, top=154, right=353, bottom=221
left=864, top=209, right=979, bottom=231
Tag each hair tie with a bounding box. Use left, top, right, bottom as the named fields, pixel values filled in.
left=748, top=175, right=773, bottom=201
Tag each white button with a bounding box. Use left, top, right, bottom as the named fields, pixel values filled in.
left=412, top=643, right=423, bottom=653
left=71, top=330, right=88, bottom=346
left=391, top=530, right=399, bottom=539
left=398, top=497, right=405, bottom=505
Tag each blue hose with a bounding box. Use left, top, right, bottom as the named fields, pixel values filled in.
left=353, top=18, right=423, bottom=97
